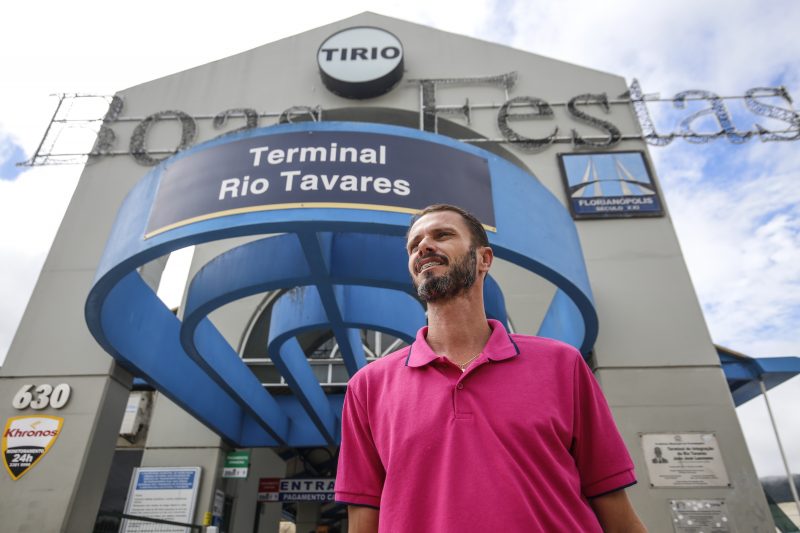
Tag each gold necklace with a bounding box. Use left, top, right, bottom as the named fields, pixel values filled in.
left=457, top=353, right=481, bottom=372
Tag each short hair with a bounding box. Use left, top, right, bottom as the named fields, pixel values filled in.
left=407, top=204, right=490, bottom=248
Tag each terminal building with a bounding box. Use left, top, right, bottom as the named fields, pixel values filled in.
left=2, top=11, right=798, bottom=533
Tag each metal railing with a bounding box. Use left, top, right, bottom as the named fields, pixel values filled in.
left=95, top=510, right=203, bottom=532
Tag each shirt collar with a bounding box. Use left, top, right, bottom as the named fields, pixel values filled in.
left=405, top=319, right=520, bottom=368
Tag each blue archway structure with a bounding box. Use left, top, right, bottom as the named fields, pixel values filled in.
left=85, top=122, right=598, bottom=447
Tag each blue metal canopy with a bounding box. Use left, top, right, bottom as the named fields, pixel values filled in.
left=86, top=122, right=599, bottom=447
left=718, top=346, right=800, bottom=406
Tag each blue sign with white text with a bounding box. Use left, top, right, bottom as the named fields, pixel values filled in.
left=146, top=130, right=494, bottom=237
left=136, top=470, right=196, bottom=490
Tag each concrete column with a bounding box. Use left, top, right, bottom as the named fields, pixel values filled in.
left=578, top=215, right=775, bottom=530
left=136, top=237, right=275, bottom=530
left=0, top=152, right=140, bottom=532
left=229, top=447, right=287, bottom=533
left=0, top=372, right=130, bottom=532
left=295, top=502, right=322, bottom=533
left=140, top=392, right=226, bottom=527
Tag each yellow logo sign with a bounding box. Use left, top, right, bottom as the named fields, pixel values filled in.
left=2, top=416, right=63, bottom=480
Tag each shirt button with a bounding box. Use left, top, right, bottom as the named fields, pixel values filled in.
left=456, top=383, right=464, bottom=390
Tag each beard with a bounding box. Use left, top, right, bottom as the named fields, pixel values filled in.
left=414, top=246, right=477, bottom=303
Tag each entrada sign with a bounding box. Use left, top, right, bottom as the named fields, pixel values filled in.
left=258, top=477, right=335, bottom=502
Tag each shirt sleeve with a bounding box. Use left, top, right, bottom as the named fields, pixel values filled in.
left=571, top=354, right=637, bottom=498
left=335, top=375, right=385, bottom=508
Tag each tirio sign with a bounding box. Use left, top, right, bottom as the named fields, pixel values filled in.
left=317, top=26, right=404, bottom=99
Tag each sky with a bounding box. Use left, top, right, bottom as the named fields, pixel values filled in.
left=1, top=0, right=798, bottom=479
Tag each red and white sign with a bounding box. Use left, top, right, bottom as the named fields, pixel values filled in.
left=258, top=478, right=281, bottom=502
left=2, top=415, right=63, bottom=480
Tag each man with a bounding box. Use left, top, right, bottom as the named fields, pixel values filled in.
left=335, top=204, right=646, bottom=532
left=652, top=447, right=668, bottom=464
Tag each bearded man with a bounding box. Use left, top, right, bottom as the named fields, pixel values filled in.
left=335, top=204, right=646, bottom=532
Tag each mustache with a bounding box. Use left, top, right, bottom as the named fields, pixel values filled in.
left=415, top=252, right=448, bottom=271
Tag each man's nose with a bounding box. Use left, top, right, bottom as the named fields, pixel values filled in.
left=417, top=235, right=436, bottom=253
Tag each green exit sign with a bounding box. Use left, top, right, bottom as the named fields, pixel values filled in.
left=223, top=451, right=250, bottom=478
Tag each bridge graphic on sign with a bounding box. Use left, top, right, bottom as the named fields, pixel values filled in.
left=568, top=154, right=657, bottom=198
left=560, top=151, right=663, bottom=218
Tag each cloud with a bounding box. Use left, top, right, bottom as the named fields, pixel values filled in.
left=736, top=376, right=800, bottom=477
left=0, top=131, right=28, bottom=181
left=657, top=138, right=800, bottom=355
left=0, top=165, right=80, bottom=363
left=502, top=0, right=800, bottom=93
left=480, top=0, right=800, bottom=357
left=656, top=137, right=800, bottom=474
left=485, top=0, right=800, bottom=478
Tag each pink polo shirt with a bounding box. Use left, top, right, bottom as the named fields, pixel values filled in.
left=335, top=320, right=636, bottom=532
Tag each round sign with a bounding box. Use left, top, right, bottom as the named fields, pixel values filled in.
left=317, top=26, right=404, bottom=99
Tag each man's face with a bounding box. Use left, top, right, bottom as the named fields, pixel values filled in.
left=406, top=211, right=478, bottom=302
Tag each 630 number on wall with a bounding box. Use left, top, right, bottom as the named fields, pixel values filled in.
left=11, top=384, right=71, bottom=410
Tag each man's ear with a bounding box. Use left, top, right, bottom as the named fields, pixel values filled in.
left=478, top=246, right=493, bottom=274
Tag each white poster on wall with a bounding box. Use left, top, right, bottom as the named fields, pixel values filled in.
left=641, top=433, right=729, bottom=488
left=669, top=499, right=731, bottom=533
left=121, top=466, right=202, bottom=533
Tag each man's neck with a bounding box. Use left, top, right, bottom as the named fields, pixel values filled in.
left=424, top=291, right=492, bottom=363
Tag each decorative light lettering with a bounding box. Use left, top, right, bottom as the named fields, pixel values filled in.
left=497, top=96, right=558, bottom=152
left=744, top=87, right=800, bottom=141
left=129, top=110, right=197, bottom=166
left=566, top=93, right=623, bottom=148
left=22, top=77, right=800, bottom=167
left=624, top=79, right=672, bottom=146
left=673, top=90, right=748, bottom=144
left=213, top=108, right=259, bottom=139
left=95, top=96, right=124, bottom=154
left=278, top=106, right=322, bottom=124
left=418, top=72, right=517, bottom=132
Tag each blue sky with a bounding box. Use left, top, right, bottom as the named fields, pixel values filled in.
left=0, top=138, right=26, bottom=181
left=0, top=0, right=798, bottom=478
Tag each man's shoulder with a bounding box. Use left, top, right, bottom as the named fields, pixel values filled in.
left=507, top=334, right=584, bottom=374
left=509, top=333, right=581, bottom=359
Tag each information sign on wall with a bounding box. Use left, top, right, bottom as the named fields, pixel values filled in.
left=641, top=433, right=730, bottom=487
left=121, top=466, right=201, bottom=532
left=669, top=499, right=731, bottom=533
